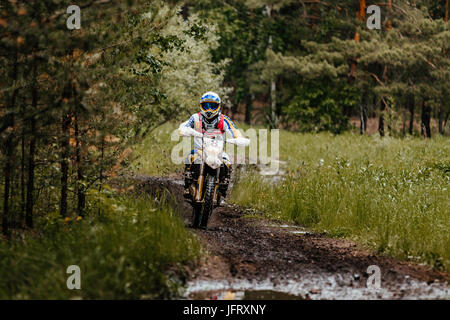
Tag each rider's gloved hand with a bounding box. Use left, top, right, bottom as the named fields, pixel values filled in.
left=228, top=137, right=250, bottom=147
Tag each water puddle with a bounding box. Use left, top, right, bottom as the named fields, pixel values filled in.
left=182, top=277, right=450, bottom=300
left=266, top=223, right=298, bottom=229
left=290, top=230, right=309, bottom=235
left=182, top=279, right=305, bottom=300
left=264, top=223, right=310, bottom=235
left=189, top=289, right=303, bottom=300
left=279, top=224, right=296, bottom=228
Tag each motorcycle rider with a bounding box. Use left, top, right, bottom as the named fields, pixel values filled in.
left=178, top=91, right=248, bottom=199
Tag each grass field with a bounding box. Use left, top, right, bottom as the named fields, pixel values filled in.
left=0, top=190, right=201, bottom=299
left=132, top=122, right=183, bottom=176
left=230, top=131, right=450, bottom=271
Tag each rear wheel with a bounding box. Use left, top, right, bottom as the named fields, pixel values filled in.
left=200, top=175, right=216, bottom=229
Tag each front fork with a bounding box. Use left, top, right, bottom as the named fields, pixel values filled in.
left=194, top=162, right=220, bottom=204
left=213, top=167, right=220, bottom=204
left=194, top=162, right=205, bottom=202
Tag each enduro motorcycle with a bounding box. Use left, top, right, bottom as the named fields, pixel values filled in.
left=180, top=127, right=249, bottom=229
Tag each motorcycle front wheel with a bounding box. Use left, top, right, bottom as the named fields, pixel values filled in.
left=199, top=174, right=216, bottom=229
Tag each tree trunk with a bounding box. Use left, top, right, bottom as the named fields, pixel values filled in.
left=11, top=165, right=17, bottom=228
left=3, top=132, right=13, bottom=236
left=266, top=5, right=278, bottom=128
left=438, top=103, right=444, bottom=135
left=26, top=119, right=36, bottom=228
left=350, top=1, right=365, bottom=85
left=60, top=110, right=71, bottom=218
left=358, top=0, right=366, bottom=20
left=443, top=110, right=449, bottom=135
left=74, top=110, right=85, bottom=217
left=360, top=106, right=367, bottom=135
left=99, top=136, right=104, bottom=191
left=421, top=101, right=431, bottom=138
left=20, top=127, right=25, bottom=228
left=270, top=76, right=277, bottom=128
left=408, top=94, right=415, bottom=135
left=2, top=51, right=19, bottom=236
left=360, top=86, right=368, bottom=135
left=181, top=4, right=190, bottom=21
left=378, top=115, right=385, bottom=137
left=402, top=110, right=406, bottom=137
left=26, top=53, right=38, bottom=229
left=446, top=0, right=448, bottom=24
left=379, top=99, right=385, bottom=137
left=441, top=1, right=448, bottom=132
left=244, top=92, right=252, bottom=125
left=386, top=0, right=393, bottom=30
left=98, top=136, right=105, bottom=216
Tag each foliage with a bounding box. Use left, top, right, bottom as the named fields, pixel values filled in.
left=0, top=0, right=228, bottom=228
left=131, top=122, right=183, bottom=176
left=282, top=81, right=358, bottom=133
left=0, top=191, right=201, bottom=299
left=190, top=0, right=449, bottom=135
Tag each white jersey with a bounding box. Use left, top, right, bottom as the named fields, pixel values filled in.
left=179, top=113, right=242, bottom=150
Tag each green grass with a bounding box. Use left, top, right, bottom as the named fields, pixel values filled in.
left=230, top=131, right=450, bottom=271
left=0, top=188, right=201, bottom=299
left=132, top=122, right=184, bottom=176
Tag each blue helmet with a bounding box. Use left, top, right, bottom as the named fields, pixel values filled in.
left=200, top=91, right=221, bottom=119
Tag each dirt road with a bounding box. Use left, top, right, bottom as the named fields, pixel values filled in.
left=137, top=176, right=450, bottom=300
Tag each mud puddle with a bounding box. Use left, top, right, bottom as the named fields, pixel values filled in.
left=183, top=276, right=450, bottom=300
left=186, top=287, right=303, bottom=300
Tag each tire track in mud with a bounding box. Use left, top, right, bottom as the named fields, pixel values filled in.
left=135, top=175, right=449, bottom=300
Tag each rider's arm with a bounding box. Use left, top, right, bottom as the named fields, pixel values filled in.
left=178, top=115, right=202, bottom=137
left=181, top=115, right=195, bottom=128
left=223, top=115, right=243, bottom=138
left=223, top=116, right=250, bottom=146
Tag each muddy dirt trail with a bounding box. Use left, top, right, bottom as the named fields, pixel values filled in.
left=136, top=176, right=449, bottom=300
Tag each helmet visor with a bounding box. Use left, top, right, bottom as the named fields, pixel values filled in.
left=201, top=102, right=220, bottom=112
